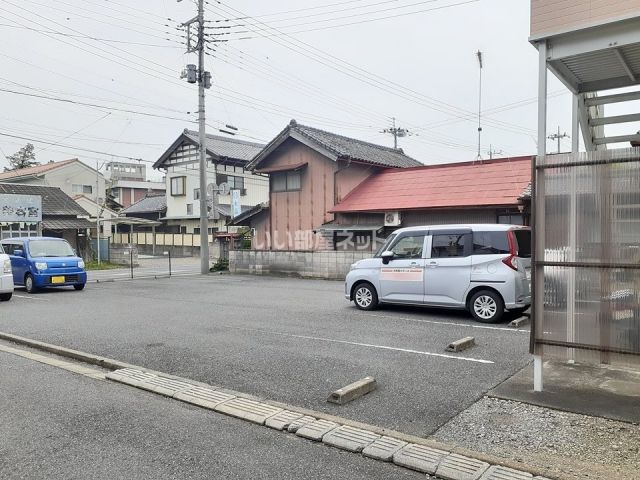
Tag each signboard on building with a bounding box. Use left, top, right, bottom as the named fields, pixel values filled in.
left=0, top=194, right=42, bottom=222
left=231, top=189, right=241, bottom=218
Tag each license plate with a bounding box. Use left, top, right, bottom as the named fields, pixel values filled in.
left=51, top=276, right=65, bottom=284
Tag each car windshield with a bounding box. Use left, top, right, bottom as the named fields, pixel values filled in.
left=375, top=233, right=397, bottom=257
left=0, top=244, right=4, bottom=254
left=28, top=240, right=75, bottom=257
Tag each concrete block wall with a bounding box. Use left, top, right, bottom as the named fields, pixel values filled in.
left=229, top=250, right=372, bottom=280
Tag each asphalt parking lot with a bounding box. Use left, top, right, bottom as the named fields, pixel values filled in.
left=0, top=274, right=532, bottom=437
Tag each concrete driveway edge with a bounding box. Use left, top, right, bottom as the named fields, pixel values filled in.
left=0, top=330, right=554, bottom=479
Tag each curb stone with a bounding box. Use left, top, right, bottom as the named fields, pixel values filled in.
left=436, top=453, right=490, bottom=480
left=0, top=333, right=556, bottom=480
left=393, top=443, right=449, bottom=474
left=480, top=465, right=533, bottom=479
left=322, top=425, right=380, bottom=453
left=362, top=436, right=408, bottom=462
left=296, top=419, right=339, bottom=441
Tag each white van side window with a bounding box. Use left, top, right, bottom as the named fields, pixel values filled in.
left=390, top=235, right=425, bottom=259
left=431, top=234, right=467, bottom=258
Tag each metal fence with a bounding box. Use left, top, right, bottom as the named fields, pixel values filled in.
left=532, top=148, right=640, bottom=367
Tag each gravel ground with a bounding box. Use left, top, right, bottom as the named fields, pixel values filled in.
left=432, top=397, right=640, bottom=480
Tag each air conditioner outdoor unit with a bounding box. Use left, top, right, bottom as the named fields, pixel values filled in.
left=384, top=211, right=401, bottom=227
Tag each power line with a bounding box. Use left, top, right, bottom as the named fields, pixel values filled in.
left=21, top=0, right=183, bottom=42
left=0, top=23, right=183, bottom=48
left=216, top=0, right=479, bottom=39
left=35, top=112, right=112, bottom=154
left=0, top=131, right=146, bottom=161
left=209, top=1, right=534, bottom=137
left=0, top=87, right=195, bottom=123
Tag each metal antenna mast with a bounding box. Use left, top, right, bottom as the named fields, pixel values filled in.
left=180, top=0, right=212, bottom=275
left=476, top=50, right=483, bottom=160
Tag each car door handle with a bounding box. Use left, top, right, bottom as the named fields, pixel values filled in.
left=410, top=261, right=419, bottom=266
left=428, top=261, right=438, bottom=267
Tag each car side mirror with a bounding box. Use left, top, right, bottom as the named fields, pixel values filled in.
left=381, top=250, right=394, bottom=264
left=13, top=249, right=23, bottom=257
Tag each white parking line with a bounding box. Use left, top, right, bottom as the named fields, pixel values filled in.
left=224, top=325, right=494, bottom=364
left=13, top=294, right=47, bottom=300
left=362, top=313, right=529, bottom=333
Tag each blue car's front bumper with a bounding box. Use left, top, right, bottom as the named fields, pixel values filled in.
left=32, top=269, right=87, bottom=288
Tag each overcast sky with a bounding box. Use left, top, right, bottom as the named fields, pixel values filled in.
left=0, top=0, right=633, bottom=180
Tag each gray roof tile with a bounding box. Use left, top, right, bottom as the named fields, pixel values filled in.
left=249, top=120, right=422, bottom=170
left=0, top=183, right=90, bottom=217
left=121, top=194, right=167, bottom=215
left=293, top=123, right=422, bottom=168
left=183, top=130, right=264, bottom=162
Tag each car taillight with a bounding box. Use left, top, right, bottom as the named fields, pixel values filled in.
left=502, top=254, right=518, bottom=271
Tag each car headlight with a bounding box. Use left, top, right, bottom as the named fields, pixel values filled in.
left=77, top=260, right=85, bottom=269
left=35, top=262, right=48, bottom=271
left=3, top=259, right=11, bottom=274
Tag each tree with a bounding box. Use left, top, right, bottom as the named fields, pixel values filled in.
left=4, top=143, right=40, bottom=172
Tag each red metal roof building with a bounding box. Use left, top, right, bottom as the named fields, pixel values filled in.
left=331, top=156, right=532, bottom=214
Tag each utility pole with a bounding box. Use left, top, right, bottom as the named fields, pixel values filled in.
left=548, top=126, right=569, bottom=154
left=180, top=0, right=212, bottom=275
left=382, top=117, right=411, bottom=149
left=487, top=144, right=503, bottom=160
left=476, top=50, right=483, bottom=160
left=96, top=160, right=101, bottom=264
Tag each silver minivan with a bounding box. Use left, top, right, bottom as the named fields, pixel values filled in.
left=345, top=224, right=531, bottom=323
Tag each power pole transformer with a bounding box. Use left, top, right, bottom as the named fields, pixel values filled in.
left=179, top=0, right=212, bottom=275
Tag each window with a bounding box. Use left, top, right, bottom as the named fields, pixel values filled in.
left=194, top=188, right=200, bottom=200
left=186, top=203, right=193, bottom=215
left=472, top=231, right=510, bottom=255
left=389, top=235, right=425, bottom=259
left=431, top=234, right=468, bottom=258
left=271, top=171, right=301, bottom=192
left=497, top=213, right=524, bottom=225
left=72, top=184, right=93, bottom=194
left=512, top=230, right=531, bottom=258
left=375, top=233, right=397, bottom=257
left=217, top=174, right=244, bottom=190
left=170, top=176, right=186, bottom=196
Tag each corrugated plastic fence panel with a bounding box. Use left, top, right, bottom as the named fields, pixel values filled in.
left=534, top=148, right=640, bottom=367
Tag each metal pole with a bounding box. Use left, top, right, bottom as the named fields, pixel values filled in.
left=130, top=248, right=133, bottom=279
left=197, top=0, right=209, bottom=275
left=96, top=160, right=101, bottom=264
left=169, top=250, right=172, bottom=277
left=533, top=40, right=548, bottom=393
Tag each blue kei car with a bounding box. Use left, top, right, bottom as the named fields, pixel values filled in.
left=1, top=237, right=87, bottom=293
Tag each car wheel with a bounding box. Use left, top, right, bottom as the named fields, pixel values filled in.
left=25, top=274, right=37, bottom=294
left=0, top=292, right=11, bottom=301
left=74, top=283, right=85, bottom=291
left=470, top=290, right=504, bottom=323
left=353, top=283, right=378, bottom=311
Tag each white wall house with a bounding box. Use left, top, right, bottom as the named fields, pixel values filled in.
left=0, top=158, right=106, bottom=205
left=153, top=129, right=268, bottom=235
